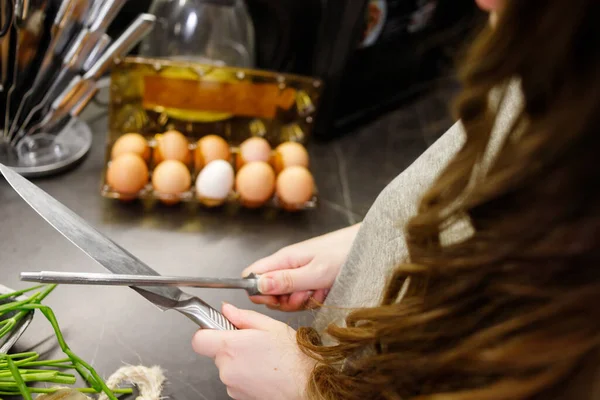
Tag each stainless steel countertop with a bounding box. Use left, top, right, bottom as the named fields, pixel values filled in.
left=0, top=85, right=454, bottom=399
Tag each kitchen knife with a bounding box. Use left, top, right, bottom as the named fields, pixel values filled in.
left=9, top=27, right=98, bottom=141
left=0, top=163, right=237, bottom=331
left=18, top=75, right=94, bottom=137
left=84, top=13, right=156, bottom=80
left=13, top=14, right=155, bottom=143
left=82, top=33, right=110, bottom=72
left=20, top=271, right=262, bottom=296
left=87, top=0, right=126, bottom=34
left=4, top=0, right=49, bottom=138
left=38, top=27, right=98, bottom=109
left=29, top=77, right=98, bottom=136
left=9, top=0, right=90, bottom=139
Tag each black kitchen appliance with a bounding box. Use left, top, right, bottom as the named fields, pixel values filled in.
left=110, top=0, right=484, bottom=140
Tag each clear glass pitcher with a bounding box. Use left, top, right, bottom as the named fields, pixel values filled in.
left=139, top=0, right=255, bottom=68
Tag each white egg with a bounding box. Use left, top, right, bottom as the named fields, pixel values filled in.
left=195, top=159, right=235, bottom=203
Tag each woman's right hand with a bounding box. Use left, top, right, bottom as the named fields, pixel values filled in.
left=242, top=223, right=361, bottom=311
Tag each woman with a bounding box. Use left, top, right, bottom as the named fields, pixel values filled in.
left=193, top=0, right=600, bottom=399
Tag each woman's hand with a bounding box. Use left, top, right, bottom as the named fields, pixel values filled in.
left=192, top=303, right=314, bottom=400
left=242, top=223, right=361, bottom=311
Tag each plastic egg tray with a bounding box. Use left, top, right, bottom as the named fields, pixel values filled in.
left=101, top=56, right=323, bottom=211
left=100, top=132, right=318, bottom=211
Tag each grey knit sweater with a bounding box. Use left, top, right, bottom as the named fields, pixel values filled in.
left=314, top=82, right=523, bottom=342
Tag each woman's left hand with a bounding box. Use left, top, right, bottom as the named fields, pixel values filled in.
left=192, top=303, right=315, bottom=400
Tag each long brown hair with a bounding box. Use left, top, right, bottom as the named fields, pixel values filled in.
left=297, top=1, right=600, bottom=399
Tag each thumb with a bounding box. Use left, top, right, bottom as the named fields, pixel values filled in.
left=258, top=264, right=323, bottom=295
left=222, top=303, right=284, bottom=331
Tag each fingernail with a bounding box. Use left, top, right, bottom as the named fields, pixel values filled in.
left=259, top=276, right=274, bottom=293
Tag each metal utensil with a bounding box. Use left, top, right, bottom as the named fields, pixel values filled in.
left=0, top=0, right=13, bottom=134
left=13, top=13, right=155, bottom=142
left=35, top=27, right=96, bottom=104
left=82, top=32, right=109, bottom=71
left=21, top=271, right=262, bottom=295
left=0, top=163, right=237, bottom=331
left=10, top=27, right=98, bottom=142
left=17, top=75, right=96, bottom=140
left=0, top=0, right=14, bottom=92
left=87, top=0, right=126, bottom=34
left=21, top=75, right=92, bottom=134
left=82, top=0, right=102, bottom=27
left=84, top=13, right=156, bottom=80
left=5, top=0, right=50, bottom=137
left=9, top=0, right=89, bottom=139
left=0, top=30, right=10, bottom=94
left=15, top=74, right=97, bottom=140
left=11, top=0, right=133, bottom=141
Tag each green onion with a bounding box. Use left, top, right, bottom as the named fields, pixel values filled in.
left=4, top=356, right=32, bottom=400
left=0, top=285, right=45, bottom=301
left=0, top=285, right=134, bottom=399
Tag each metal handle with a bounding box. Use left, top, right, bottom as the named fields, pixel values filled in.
left=53, top=0, right=74, bottom=25
left=35, top=0, right=78, bottom=86
left=84, top=13, right=155, bottom=80
left=83, top=0, right=102, bottom=27
left=88, top=0, right=126, bottom=33
left=50, top=77, right=96, bottom=121
left=83, top=33, right=110, bottom=72
left=19, top=75, right=90, bottom=136
left=63, top=29, right=99, bottom=70
left=13, top=0, right=24, bottom=24
left=69, top=80, right=97, bottom=117
left=54, top=0, right=90, bottom=52
left=175, top=297, right=238, bottom=330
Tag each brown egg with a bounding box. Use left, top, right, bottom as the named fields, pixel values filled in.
left=151, top=160, right=192, bottom=205
left=106, top=153, right=149, bottom=200
left=235, top=161, right=275, bottom=208
left=195, top=135, right=231, bottom=169
left=273, top=141, right=309, bottom=173
left=154, top=130, right=191, bottom=164
left=111, top=133, right=150, bottom=161
left=236, top=137, right=272, bottom=169
left=276, top=166, right=315, bottom=210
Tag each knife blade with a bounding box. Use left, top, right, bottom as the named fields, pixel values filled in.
left=0, top=164, right=237, bottom=330
left=20, top=271, right=261, bottom=295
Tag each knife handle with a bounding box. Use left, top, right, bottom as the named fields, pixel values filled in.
left=175, top=297, right=238, bottom=330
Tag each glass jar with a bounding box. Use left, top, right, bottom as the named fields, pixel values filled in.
left=139, top=0, right=255, bottom=68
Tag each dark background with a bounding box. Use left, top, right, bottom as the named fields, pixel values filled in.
left=106, top=0, right=484, bottom=139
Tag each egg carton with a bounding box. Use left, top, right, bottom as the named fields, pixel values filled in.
left=100, top=133, right=318, bottom=211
